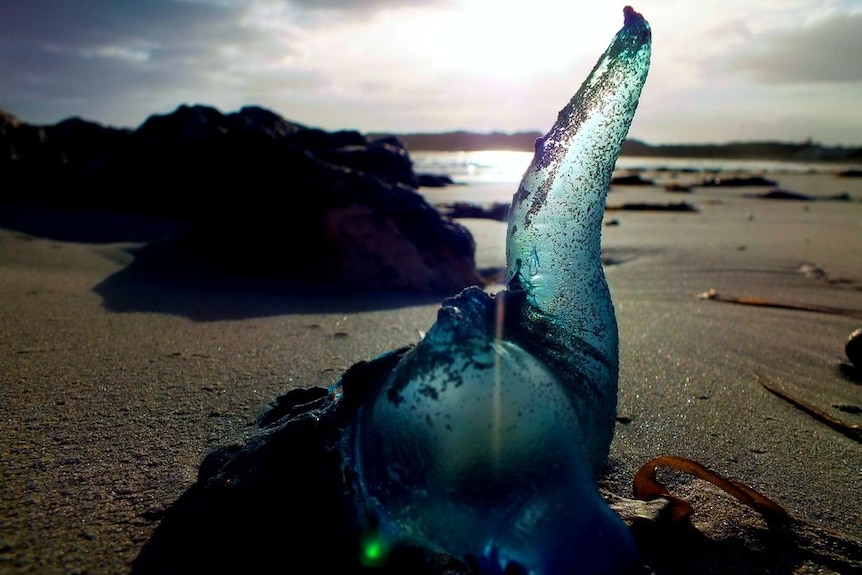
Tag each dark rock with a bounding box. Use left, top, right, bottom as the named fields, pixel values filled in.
left=47, top=117, right=132, bottom=176
left=746, top=189, right=812, bottom=201
left=438, top=202, right=509, bottom=221
left=3, top=103, right=418, bottom=214
left=135, top=104, right=232, bottom=147
left=611, top=174, right=654, bottom=186
left=836, top=169, right=862, bottom=178
left=847, top=328, right=862, bottom=369
left=166, top=142, right=481, bottom=293
left=418, top=174, right=456, bottom=187
left=744, top=189, right=855, bottom=202
left=663, top=182, right=692, bottom=193
left=320, top=139, right=418, bottom=188
left=256, top=386, right=331, bottom=428
left=226, top=105, right=305, bottom=141
left=605, top=202, right=698, bottom=212
left=833, top=403, right=862, bottom=414
left=1, top=104, right=481, bottom=293
left=2, top=109, right=135, bottom=207
left=294, top=128, right=367, bottom=153
left=0, top=108, right=50, bottom=166
left=700, top=175, right=777, bottom=187
left=1, top=109, right=63, bottom=195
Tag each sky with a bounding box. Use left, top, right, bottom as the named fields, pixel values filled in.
left=1, top=0, right=861, bottom=146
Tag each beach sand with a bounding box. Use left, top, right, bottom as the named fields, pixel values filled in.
left=1, top=170, right=861, bottom=574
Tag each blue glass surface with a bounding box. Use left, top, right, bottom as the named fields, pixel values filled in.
left=350, top=7, right=652, bottom=574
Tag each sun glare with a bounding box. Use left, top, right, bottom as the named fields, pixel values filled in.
left=434, top=0, right=619, bottom=82
left=362, top=1, right=620, bottom=84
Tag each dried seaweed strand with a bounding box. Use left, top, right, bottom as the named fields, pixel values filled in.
left=698, top=289, right=862, bottom=319
left=632, top=455, right=790, bottom=524
left=756, top=374, right=862, bottom=443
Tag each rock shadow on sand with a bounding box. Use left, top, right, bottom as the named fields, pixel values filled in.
left=92, top=238, right=452, bottom=321
left=0, top=205, right=188, bottom=244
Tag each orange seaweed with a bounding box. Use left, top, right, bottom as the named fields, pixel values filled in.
left=632, top=455, right=791, bottom=525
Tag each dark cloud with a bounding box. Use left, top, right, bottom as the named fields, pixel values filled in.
left=0, top=0, right=249, bottom=89
left=0, top=0, right=312, bottom=126
left=0, top=0, right=239, bottom=48
left=729, top=10, right=862, bottom=83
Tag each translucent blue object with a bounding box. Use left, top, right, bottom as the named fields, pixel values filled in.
left=349, top=7, right=651, bottom=575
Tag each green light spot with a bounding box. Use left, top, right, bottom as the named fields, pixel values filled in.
left=360, top=533, right=388, bottom=567
left=365, top=541, right=382, bottom=560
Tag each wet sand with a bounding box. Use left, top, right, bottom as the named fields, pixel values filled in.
left=1, top=169, right=861, bottom=574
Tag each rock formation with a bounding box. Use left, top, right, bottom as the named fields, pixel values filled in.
left=1, top=105, right=481, bottom=294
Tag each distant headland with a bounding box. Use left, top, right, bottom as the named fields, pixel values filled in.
left=4, top=103, right=861, bottom=164
left=368, top=130, right=862, bottom=164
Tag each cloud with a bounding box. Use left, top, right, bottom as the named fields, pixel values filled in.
left=79, top=43, right=156, bottom=63
left=287, top=0, right=454, bottom=10
left=727, top=10, right=862, bottom=83
left=1, top=0, right=860, bottom=145
left=0, top=0, right=459, bottom=127
left=0, top=0, right=237, bottom=48
left=0, top=0, right=307, bottom=126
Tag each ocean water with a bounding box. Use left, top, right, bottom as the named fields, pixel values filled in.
left=410, top=150, right=857, bottom=186
left=410, top=149, right=862, bottom=237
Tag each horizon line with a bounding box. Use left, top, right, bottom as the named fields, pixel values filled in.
left=4, top=105, right=860, bottom=150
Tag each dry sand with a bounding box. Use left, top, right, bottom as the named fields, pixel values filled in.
left=1, top=170, right=861, bottom=574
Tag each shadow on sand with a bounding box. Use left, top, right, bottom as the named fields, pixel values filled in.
left=0, top=204, right=187, bottom=244
left=92, top=237, right=457, bottom=321
left=0, top=205, right=468, bottom=320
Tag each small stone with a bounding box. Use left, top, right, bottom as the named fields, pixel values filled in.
left=832, top=404, right=861, bottom=414
left=846, top=328, right=862, bottom=369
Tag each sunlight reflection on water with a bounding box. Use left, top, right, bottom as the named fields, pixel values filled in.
left=411, top=150, right=534, bottom=184
left=410, top=150, right=855, bottom=185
